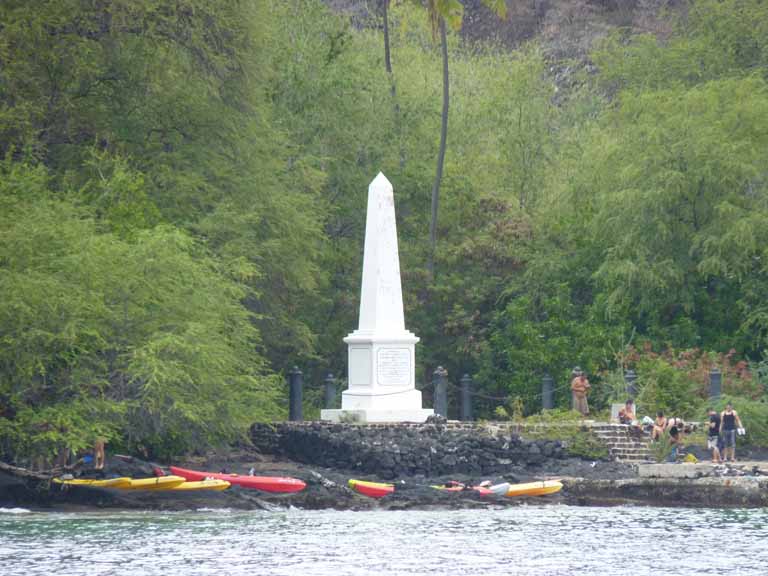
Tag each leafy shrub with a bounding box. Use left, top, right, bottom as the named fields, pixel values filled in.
left=635, top=358, right=701, bottom=419
left=521, top=409, right=609, bottom=460
left=648, top=430, right=673, bottom=463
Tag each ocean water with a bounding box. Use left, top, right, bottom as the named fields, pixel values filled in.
left=1, top=505, right=767, bottom=575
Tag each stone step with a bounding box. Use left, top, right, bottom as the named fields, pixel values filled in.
left=594, top=433, right=651, bottom=442
left=609, top=446, right=651, bottom=453
left=602, top=438, right=646, bottom=445
left=607, top=444, right=649, bottom=451
left=592, top=431, right=650, bottom=440
left=592, top=430, right=651, bottom=439
left=578, top=422, right=654, bottom=463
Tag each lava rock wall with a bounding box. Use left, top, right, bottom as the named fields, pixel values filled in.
left=251, top=421, right=565, bottom=479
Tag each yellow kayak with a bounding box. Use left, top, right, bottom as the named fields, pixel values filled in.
left=53, top=477, right=133, bottom=489
left=169, top=479, right=231, bottom=491
left=120, top=475, right=187, bottom=490
left=505, top=480, right=563, bottom=498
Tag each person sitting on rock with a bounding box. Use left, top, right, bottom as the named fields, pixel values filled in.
left=652, top=411, right=667, bottom=441
left=618, top=399, right=636, bottom=425
left=666, top=415, right=684, bottom=432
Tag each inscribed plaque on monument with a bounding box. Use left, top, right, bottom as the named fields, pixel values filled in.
left=377, top=348, right=410, bottom=386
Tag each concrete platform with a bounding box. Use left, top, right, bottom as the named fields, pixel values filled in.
left=564, top=475, right=768, bottom=508
left=637, top=461, right=768, bottom=478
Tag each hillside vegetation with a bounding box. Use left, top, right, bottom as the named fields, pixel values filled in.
left=1, top=0, right=767, bottom=462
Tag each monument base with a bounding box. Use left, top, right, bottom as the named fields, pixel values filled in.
left=320, top=408, right=434, bottom=424
left=340, top=387, right=426, bottom=411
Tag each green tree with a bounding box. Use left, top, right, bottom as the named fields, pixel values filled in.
left=0, top=162, right=281, bottom=462
left=0, top=0, right=328, bottom=370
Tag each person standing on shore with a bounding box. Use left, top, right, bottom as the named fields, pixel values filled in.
left=667, top=426, right=681, bottom=462
left=720, top=402, right=744, bottom=463
left=651, top=410, right=667, bottom=441
left=706, top=407, right=721, bottom=463
left=94, top=437, right=106, bottom=470
left=570, top=368, right=590, bottom=416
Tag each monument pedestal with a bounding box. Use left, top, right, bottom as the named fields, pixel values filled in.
left=320, top=331, right=433, bottom=423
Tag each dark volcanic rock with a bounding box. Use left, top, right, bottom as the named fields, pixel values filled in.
left=251, top=421, right=567, bottom=480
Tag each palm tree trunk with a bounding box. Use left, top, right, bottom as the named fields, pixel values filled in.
left=383, top=0, right=392, bottom=74
left=428, top=17, right=449, bottom=277
left=382, top=0, right=405, bottom=169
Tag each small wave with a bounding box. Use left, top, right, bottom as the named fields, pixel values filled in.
left=0, top=507, right=31, bottom=514
left=195, top=507, right=234, bottom=513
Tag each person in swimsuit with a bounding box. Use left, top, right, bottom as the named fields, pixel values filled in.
left=720, top=402, right=744, bottom=462
left=618, top=399, right=636, bottom=425
left=652, top=410, right=667, bottom=441
left=570, top=369, right=591, bottom=416
left=94, top=437, right=106, bottom=470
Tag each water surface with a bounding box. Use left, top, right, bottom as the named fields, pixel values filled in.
left=1, top=506, right=767, bottom=575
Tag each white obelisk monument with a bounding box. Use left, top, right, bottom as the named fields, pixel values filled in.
left=321, top=173, right=433, bottom=423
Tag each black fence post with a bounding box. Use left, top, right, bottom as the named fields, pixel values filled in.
left=624, top=369, right=638, bottom=399
left=542, top=374, right=554, bottom=410
left=323, top=372, right=336, bottom=410
left=709, top=368, right=722, bottom=400
left=460, top=373, right=473, bottom=421
left=433, top=366, right=448, bottom=417
left=288, top=366, right=303, bottom=421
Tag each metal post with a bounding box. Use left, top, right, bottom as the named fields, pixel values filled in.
left=323, top=372, right=336, bottom=410
left=460, top=373, right=473, bottom=421
left=709, top=368, right=722, bottom=400
left=542, top=374, right=554, bottom=410
left=433, top=366, right=448, bottom=418
left=288, top=366, right=303, bottom=421
left=624, top=369, right=638, bottom=399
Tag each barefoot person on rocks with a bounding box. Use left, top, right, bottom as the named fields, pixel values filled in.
left=570, top=368, right=591, bottom=417
left=720, top=402, right=744, bottom=463
left=707, top=407, right=722, bottom=464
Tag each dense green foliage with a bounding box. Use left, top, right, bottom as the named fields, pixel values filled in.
left=516, top=409, right=609, bottom=460
left=2, top=0, right=768, bottom=462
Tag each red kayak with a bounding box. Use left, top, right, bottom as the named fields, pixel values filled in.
left=169, top=466, right=306, bottom=493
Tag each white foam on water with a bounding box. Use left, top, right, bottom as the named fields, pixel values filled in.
left=0, top=507, right=31, bottom=514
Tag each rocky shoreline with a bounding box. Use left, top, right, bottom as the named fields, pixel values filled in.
left=3, top=453, right=767, bottom=512
left=2, top=421, right=767, bottom=511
